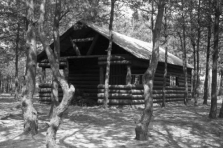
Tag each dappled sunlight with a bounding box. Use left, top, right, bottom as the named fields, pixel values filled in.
left=0, top=96, right=222, bottom=148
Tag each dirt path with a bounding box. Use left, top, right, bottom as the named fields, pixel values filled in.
left=0, top=94, right=222, bottom=148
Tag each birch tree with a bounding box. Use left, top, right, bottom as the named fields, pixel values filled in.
left=38, top=0, right=75, bottom=147
left=209, top=0, right=222, bottom=119
left=135, top=0, right=165, bottom=140
left=21, top=0, right=38, bottom=135
left=104, top=0, right=116, bottom=108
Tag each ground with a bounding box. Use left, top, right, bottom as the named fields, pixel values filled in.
left=0, top=94, right=223, bottom=148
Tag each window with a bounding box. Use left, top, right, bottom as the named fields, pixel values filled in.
left=131, top=74, right=143, bottom=84
left=170, top=75, right=179, bottom=86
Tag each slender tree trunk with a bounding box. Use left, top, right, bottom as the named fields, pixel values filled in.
left=48, top=0, right=61, bottom=118
left=15, top=21, right=20, bottom=100
left=104, top=0, right=115, bottom=108
left=195, top=0, right=201, bottom=100
left=182, top=19, right=188, bottom=105
left=162, top=45, right=167, bottom=107
left=189, top=0, right=196, bottom=98
left=192, top=43, right=196, bottom=98
left=162, top=6, right=168, bottom=108
left=21, top=0, right=38, bottom=135
left=219, top=70, right=223, bottom=95
left=178, top=30, right=188, bottom=105
left=218, top=70, right=223, bottom=118
left=209, top=0, right=221, bottom=119
left=194, top=0, right=201, bottom=103
left=180, top=0, right=188, bottom=105
left=219, top=100, right=223, bottom=118
left=203, top=7, right=211, bottom=104
left=38, top=1, right=75, bottom=147
left=135, top=0, right=165, bottom=140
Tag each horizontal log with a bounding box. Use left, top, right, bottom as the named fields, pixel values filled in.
left=98, top=89, right=134, bottom=93
left=39, top=97, right=51, bottom=101
left=69, top=81, right=98, bottom=85
left=154, top=73, right=191, bottom=78
left=97, top=98, right=189, bottom=105
left=97, top=93, right=190, bottom=99
left=97, top=89, right=187, bottom=95
left=98, top=55, right=132, bottom=61
left=39, top=94, right=63, bottom=97
left=153, top=98, right=185, bottom=103
left=38, top=62, right=67, bottom=68
left=74, top=85, right=98, bottom=89
left=40, top=58, right=67, bottom=63
left=39, top=83, right=52, bottom=88
left=98, top=61, right=131, bottom=65
left=97, top=84, right=146, bottom=89
left=97, top=93, right=131, bottom=98
left=72, top=37, right=94, bottom=42
left=97, top=99, right=144, bottom=104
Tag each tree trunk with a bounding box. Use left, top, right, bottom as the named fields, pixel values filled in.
left=218, top=71, right=223, bottom=118
left=219, top=70, right=223, bottom=96
left=203, top=4, right=211, bottom=104
left=219, top=100, right=223, bottom=118
left=182, top=24, right=188, bottom=105
left=209, top=0, right=221, bottom=119
left=38, top=1, right=75, bottom=147
left=194, top=0, right=201, bottom=103
left=162, top=6, right=168, bottom=108
left=48, top=0, right=61, bottom=118
left=104, top=0, right=115, bottom=108
left=15, top=20, right=20, bottom=100
left=135, top=0, right=165, bottom=140
left=192, top=43, right=196, bottom=98
left=21, top=0, right=38, bottom=135
left=162, top=45, right=167, bottom=108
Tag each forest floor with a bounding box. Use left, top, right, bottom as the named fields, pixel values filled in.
left=0, top=94, right=223, bottom=148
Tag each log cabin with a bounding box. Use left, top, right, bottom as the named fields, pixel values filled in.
left=37, top=21, right=193, bottom=105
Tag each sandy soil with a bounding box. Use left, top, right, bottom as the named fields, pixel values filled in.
left=0, top=94, right=223, bottom=148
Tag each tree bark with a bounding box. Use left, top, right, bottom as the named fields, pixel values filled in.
left=189, top=1, right=196, bottom=98
left=21, top=0, right=38, bottom=136
left=203, top=3, right=211, bottom=105
left=15, top=20, right=20, bottom=101
left=162, top=6, right=168, bottom=108
left=219, top=100, right=223, bottom=118
left=49, top=0, right=61, bottom=118
left=38, top=1, right=75, bottom=147
left=195, top=0, right=201, bottom=100
left=192, top=42, right=196, bottom=98
left=209, top=0, right=221, bottom=119
left=181, top=1, right=188, bottom=105
left=135, top=0, right=165, bottom=140
left=104, top=0, right=115, bottom=108
left=194, top=0, right=201, bottom=104
left=218, top=70, right=223, bottom=118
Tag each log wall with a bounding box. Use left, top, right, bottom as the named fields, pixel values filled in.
left=68, top=58, right=99, bottom=101
left=38, top=55, right=193, bottom=105
left=97, top=58, right=192, bottom=105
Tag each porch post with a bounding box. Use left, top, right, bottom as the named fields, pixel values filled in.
left=126, top=65, right=132, bottom=85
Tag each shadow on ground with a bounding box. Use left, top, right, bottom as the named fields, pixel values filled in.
left=0, top=94, right=222, bottom=148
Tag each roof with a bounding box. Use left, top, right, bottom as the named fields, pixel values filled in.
left=86, top=23, right=193, bottom=68
left=38, top=21, right=193, bottom=68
